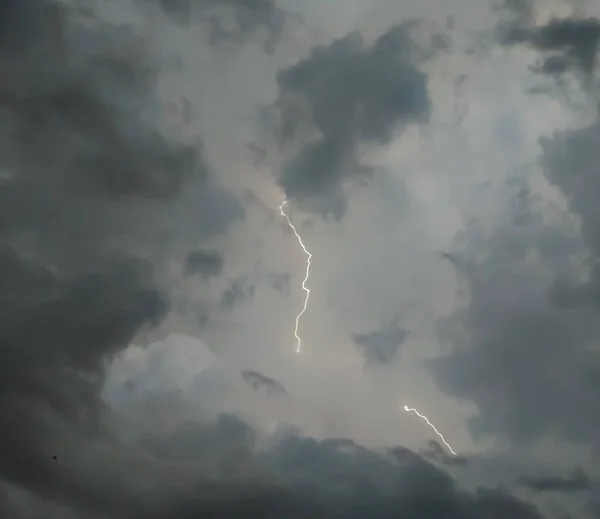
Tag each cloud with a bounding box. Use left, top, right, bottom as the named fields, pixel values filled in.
left=267, top=271, right=291, bottom=294
left=0, top=0, right=242, bottom=514
left=353, top=318, right=408, bottom=365
left=500, top=14, right=600, bottom=75
left=518, top=466, right=591, bottom=493
left=429, top=180, right=600, bottom=445
left=271, top=21, right=438, bottom=217
left=429, top=13, right=600, bottom=448
left=108, top=410, right=548, bottom=519
left=241, top=369, right=286, bottom=395
left=1, top=0, right=594, bottom=517
left=421, top=440, right=468, bottom=467
left=150, top=0, right=289, bottom=52
left=219, top=277, right=255, bottom=311
left=185, top=249, right=224, bottom=278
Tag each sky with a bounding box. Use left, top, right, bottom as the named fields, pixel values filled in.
left=1, top=0, right=600, bottom=517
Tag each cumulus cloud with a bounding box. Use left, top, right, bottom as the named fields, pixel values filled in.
left=429, top=10, right=600, bottom=449
left=270, top=21, right=440, bottom=217
left=107, top=409, right=548, bottom=519
left=4, top=0, right=599, bottom=517
left=0, top=0, right=244, bottom=515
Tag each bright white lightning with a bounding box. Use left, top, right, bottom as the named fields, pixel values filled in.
left=403, top=405, right=457, bottom=456
left=279, top=200, right=312, bottom=354
left=278, top=201, right=455, bottom=452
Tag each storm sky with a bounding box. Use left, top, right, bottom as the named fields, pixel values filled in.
left=2, top=0, right=600, bottom=517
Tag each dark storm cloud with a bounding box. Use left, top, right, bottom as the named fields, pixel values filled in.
left=518, top=467, right=590, bottom=493
left=131, top=415, right=547, bottom=519
left=185, top=248, right=224, bottom=278
left=430, top=61, right=600, bottom=445
left=0, top=0, right=242, bottom=516
left=353, top=318, right=408, bottom=365
left=430, top=186, right=600, bottom=444
left=500, top=14, right=600, bottom=74
left=273, top=21, right=435, bottom=217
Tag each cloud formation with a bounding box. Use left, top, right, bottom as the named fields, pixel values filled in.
left=0, top=0, right=243, bottom=515
left=272, top=21, right=438, bottom=217
left=353, top=318, right=408, bottom=365
left=503, top=17, right=600, bottom=75
left=518, top=466, right=591, bottom=493
left=185, top=249, right=224, bottom=278
left=430, top=11, right=600, bottom=448
left=151, top=0, right=289, bottom=51
left=3, top=0, right=598, bottom=517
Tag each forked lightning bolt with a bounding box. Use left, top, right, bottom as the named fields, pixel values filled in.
left=278, top=201, right=455, bottom=453
left=403, top=405, right=457, bottom=456
left=279, top=200, right=311, bottom=354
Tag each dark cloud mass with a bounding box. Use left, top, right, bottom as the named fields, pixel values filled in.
left=431, top=181, right=600, bottom=445
left=185, top=248, right=224, bottom=278
left=430, top=17, right=600, bottom=448
left=500, top=13, right=600, bottom=74
left=518, top=466, right=590, bottom=493
left=274, top=22, right=435, bottom=217
left=0, top=0, right=244, bottom=516
left=353, top=318, right=408, bottom=365
left=132, top=418, right=547, bottom=519
left=0, top=0, right=585, bottom=517
left=242, top=369, right=286, bottom=395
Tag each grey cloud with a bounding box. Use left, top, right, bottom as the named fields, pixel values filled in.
left=501, top=16, right=600, bottom=74
left=518, top=467, right=590, bottom=493
left=185, top=249, right=224, bottom=278
left=219, top=277, right=255, bottom=311
left=494, top=0, right=534, bottom=27
left=0, top=481, right=81, bottom=519
left=273, top=21, right=434, bottom=217
left=421, top=440, right=468, bottom=467
left=0, top=0, right=242, bottom=269
left=353, top=318, right=408, bottom=365
left=241, top=370, right=286, bottom=396
left=151, top=0, right=288, bottom=52
left=268, top=272, right=291, bottom=294
left=430, top=61, right=600, bottom=446
left=2, top=407, right=553, bottom=518
left=0, top=0, right=242, bottom=515
left=0, top=257, right=169, bottom=516
left=129, top=415, right=547, bottom=519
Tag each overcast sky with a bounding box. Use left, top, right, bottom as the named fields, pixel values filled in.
left=2, top=0, right=600, bottom=517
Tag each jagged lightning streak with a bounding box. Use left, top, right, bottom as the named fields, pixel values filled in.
left=278, top=201, right=455, bottom=451
left=279, top=200, right=311, bottom=354
left=403, top=405, right=457, bottom=456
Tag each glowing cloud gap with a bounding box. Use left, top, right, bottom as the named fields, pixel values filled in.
left=403, top=405, right=458, bottom=456
left=279, top=200, right=312, bottom=354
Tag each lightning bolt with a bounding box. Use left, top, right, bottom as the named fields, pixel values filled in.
left=278, top=202, right=456, bottom=453
left=403, top=405, right=457, bottom=456
left=279, top=200, right=312, bottom=354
